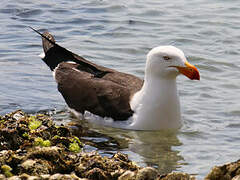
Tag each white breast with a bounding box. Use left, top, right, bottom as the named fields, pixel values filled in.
left=129, top=78, right=181, bottom=130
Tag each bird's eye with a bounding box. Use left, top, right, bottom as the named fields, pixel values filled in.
left=163, top=56, right=171, bottom=61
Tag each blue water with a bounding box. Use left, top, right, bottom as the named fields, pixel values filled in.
left=1, top=0, right=240, bottom=179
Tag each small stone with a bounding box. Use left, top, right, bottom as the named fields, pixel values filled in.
left=70, top=172, right=82, bottom=180
left=111, top=169, right=125, bottom=179
left=118, top=170, right=136, bottom=180
left=136, top=167, right=158, bottom=180
left=21, top=159, right=36, bottom=169
left=49, top=173, right=63, bottom=180
left=28, top=176, right=41, bottom=180
left=0, top=174, right=6, bottom=180
left=40, top=174, right=51, bottom=179
left=86, top=168, right=107, bottom=180
left=20, top=159, right=50, bottom=175
left=12, top=112, right=24, bottom=121
left=61, top=174, right=73, bottom=180
left=161, top=172, right=196, bottom=180
left=7, top=176, right=21, bottom=180
left=49, top=173, right=76, bottom=180
left=233, top=175, right=240, bottom=180
left=19, top=173, right=30, bottom=179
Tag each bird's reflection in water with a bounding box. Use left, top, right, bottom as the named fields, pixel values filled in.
left=125, top=130, right=183, bottom=174
left=52, top=110, right=184, bottom=174
left=63, top=113, right=184, bottom=175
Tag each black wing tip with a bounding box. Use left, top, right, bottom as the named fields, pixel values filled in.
left=29, top=26, right=42, bottom=36
left=29, top=26, right=56, bottom=45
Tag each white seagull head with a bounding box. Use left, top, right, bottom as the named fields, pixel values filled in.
left=145, top=46, right=200, bottom=80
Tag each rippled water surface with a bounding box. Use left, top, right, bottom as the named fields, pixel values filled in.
left=1, top=0, right=240, bottom=179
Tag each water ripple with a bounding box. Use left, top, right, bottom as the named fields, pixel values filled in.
left=1, top=0, right=240, bottom=179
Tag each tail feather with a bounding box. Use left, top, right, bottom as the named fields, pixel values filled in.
left=42, top=32, right=55, bottom=54
left=30, top=27, right=111, bottom=77
left=29, top=27, right=56, bottom=51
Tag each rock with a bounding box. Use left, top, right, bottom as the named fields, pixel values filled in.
left=20, top=159, right=51, bottom=175
left=48, top=173, right=85, bottom=180
left=118, top=170, right=136, bottom=180
left=27, top=176, right=41, bottom=180
left=205, top=159, right=240, bottom=180
left=233, top=175, right=240, bottom=180
left=39, top=174, right=51, bottom=179
left=136, top=167, right=158, bottom=180
left=0, top=174, right=6, bottom=180
left=160, top=172, right=195, bottom=180
left=0, top=110, right=139, bottom=179
left=49, top=173, right=63, bottom=180
left=49, top=173, right=74, bottom=180
left=86, top=168, right=107, bottom=180
left=7, top=176, right=21, bottom=180
left=21, top=159, right=36, bottom=169
left=70, top=172, right=83, bottom=180
left=18, top=173, right=30, bottom=179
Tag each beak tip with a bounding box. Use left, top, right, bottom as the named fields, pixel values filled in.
left=192, top=72, right=200, bottom=80
left=185, top=61, right=200, bottom=81
left=176, top=62, right=200, bottom=81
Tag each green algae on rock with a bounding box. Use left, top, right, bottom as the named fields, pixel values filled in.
left=28, top=118, right=42, bottom=130
left=69, top=142, right=81, bottom=153
left=0, top=110, right=83, bottom=151
left=0, top=110, right=141, bottom=179
left=34, top=137, right=51, bottom=147
left=1, top=164, right=13, bottom=177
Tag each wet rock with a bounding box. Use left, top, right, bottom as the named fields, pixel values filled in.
left=39, top=174, right=51, bottom=179
left=233, top=175, right=240, bottom=180
left=136, top=167, right=158, bottom=180
left=20, top=159, right=51, bottom=175
left=159, top=172, right=195, bottom=180
left=24, top=146, right=74, bottom=174
left=0, top=174, right=6, bottom=179
left=7, top=176, right=21, bottom=180
left=20, top=174, right=40, bottom=180
left=47, top=173, right=86, bottom=180
left=18, top=173, right=30, bottom=179
left=49, top=173, right=72, bottom=180
left=205, top=159, right=240, bottom=180
left=0, top=110, right=83, bottom=152
left=0, top=110, right=145, bottom=179
left=75, top=151, right=139, bottom=179
left=86, top=168, right=107, bottom=180
left=28, top=177, right=40, bottom=180
left=118, top=170, right=135, bottom=180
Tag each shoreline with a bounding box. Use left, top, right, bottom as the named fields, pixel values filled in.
left=0, top=110, right=238, bottom=180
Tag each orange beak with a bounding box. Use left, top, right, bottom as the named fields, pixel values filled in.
left=175, top=61, right=200, bottom=80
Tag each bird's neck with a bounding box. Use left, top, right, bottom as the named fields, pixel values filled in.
left=129, top=76, right=181, bottom=130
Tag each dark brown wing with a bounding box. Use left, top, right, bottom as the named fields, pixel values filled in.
left=55, top=63, right=138, bottom=120
left=34, top=29, right=144, bottom=120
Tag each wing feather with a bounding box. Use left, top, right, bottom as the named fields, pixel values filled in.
left=56, top=63, right=134, bottom=120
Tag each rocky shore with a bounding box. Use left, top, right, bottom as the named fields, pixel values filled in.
left=0, top=110, right=239, bottom=180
